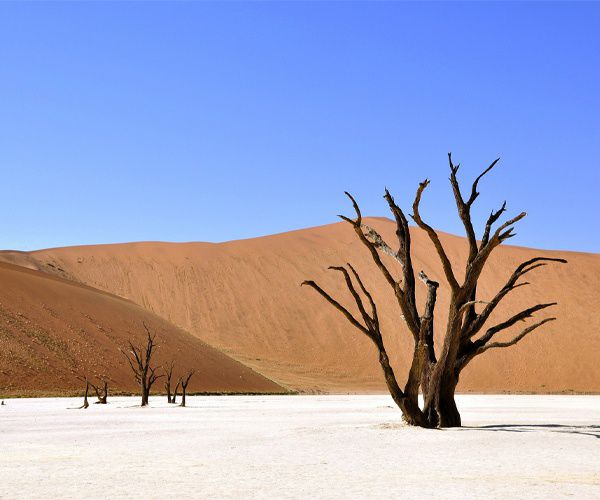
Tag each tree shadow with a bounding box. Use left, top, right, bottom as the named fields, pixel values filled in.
left=461, top=424, right=600, bottom=439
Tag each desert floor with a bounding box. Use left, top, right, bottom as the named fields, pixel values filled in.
left=1, top=395, right=598, bottom=499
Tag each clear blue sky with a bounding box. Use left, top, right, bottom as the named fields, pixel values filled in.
left=1, top=1, right=598, bottom=252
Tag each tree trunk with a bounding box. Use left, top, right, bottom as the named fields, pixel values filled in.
left=141, top=383, right=149, bottom=407
left=377, top=349, right=432, bottom=428
left=436, top=376, right=461, bottom=427
left=420, top=363, right=439, bottom=428
left=80, top=381, right=90, bottom=409
left=425, top=369, right=460, bottom=428
left=100, top=381, right=108, bottom=404
left=172, top=381, right=180, bottom=404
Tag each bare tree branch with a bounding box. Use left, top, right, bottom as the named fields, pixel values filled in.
left=339, top=192, right=422, bottom=336
left=447, top=154, right=502, bottom=272
left=383, top=189, right=421, bottom=331
left=491, top=212, right=527, bottom=245
left=472, top=302, right=557, bottom=350
left=448, top=153, right=477, bottom=261
left=347, top=263, right=379, bottom=331
left=464, top=257, right=567, bottom=339
left=339, top=192, right=398, bottom=292
left=418, top=270, right=439, bottom=320
left=301, top=280, right=372, bottom=338
left=302, top=269, right=420, bottom=422
left=361, top=224, right=399, bottom=261
left=329, top=265, right=375, bottom=332
left=475, top=317, right=556, bottom=354
left=411, top=180, right=459, bottom=291
left=481, top=201, right=507, bottom=248
left=466, top=157, right=500, bottom=207
left=459, top=300, right=490, bottom=315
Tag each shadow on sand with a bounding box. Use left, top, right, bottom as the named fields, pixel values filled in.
left=461, top=424, right=600, bottom=439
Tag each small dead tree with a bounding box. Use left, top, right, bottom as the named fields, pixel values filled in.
left=90, top=380, right=109, bottom=404
left=121, top=323, right=163, bottom=407
left=172, top=378, right=181, bottom=405
left=179, top=370, right=195, bottom=407
left=303, top=154, right=566, bottom=428
left=164, top=361, right=175, bottom=403
left=77, top=377, right=90, bottom=409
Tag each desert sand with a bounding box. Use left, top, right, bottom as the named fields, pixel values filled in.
left=0, top=395, right=598, bottom=498
left=0, top=261, right=284, bottom=396
left=2, top=218, right=597, bottom=394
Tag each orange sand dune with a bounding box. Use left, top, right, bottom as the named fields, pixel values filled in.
left=0, top=262, right=285, bottom=397
left=1, top=218, right=598, bottom=393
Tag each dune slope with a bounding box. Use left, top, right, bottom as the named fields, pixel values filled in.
left=2, top=218, right=598, bottom=393
left=0, top=262, right=285, bottom=397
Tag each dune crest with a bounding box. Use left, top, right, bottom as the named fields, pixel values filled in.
left=2, top=219, right=598, bottom=393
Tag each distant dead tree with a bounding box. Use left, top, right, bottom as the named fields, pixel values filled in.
left=121, top=323, right=163, bottom=406
left=172, top=378, right=181, bottom=405
left=90, top=380, right=109, bottom=404
left=303, top=154, right=566, bottom=428
left=179, top=370, right=195, bottom=407
left=164, top=361, right=176, bottom=403
left=77, top=377, right=90, bottom=409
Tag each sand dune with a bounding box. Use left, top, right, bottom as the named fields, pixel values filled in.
left=1, top=218, right=598, bottom=393
left=0, top=262, right=285, bottom=396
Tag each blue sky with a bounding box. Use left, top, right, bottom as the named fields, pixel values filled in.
left=1, top=1, right=598, bottom=252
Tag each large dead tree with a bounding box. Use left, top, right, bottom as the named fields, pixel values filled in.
left=303, top=154, right=566, bottom=428
left=121, top=324, right=163, bottom=407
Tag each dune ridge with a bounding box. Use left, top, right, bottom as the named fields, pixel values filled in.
left=1, top=218, right=598, bottom=394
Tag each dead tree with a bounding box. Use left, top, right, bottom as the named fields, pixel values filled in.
left=179, top=370, right=195, bottom=407
left=303, top=154, right=566, bottom=428
left=90, top=380, right=109, bottom=404
left=172, top=379, right=181, bottom=405
left=121, top=323, right=163, bottom=407
left=164, top=361, right=175, bottom=403
left=77, top=378, right=90, bottom=409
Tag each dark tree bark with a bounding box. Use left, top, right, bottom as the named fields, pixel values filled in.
left=121, top=323, right=163, bottom=407
left=172, top=379, right=181, bottom=405
left=90, top=380, right=109, bottom=404
left=78, top=379, right=90, bottom=409
left=164, top=361, right=175, bottom=403
left=303, top=154, right=566, bottom=428
left=179, top=370, right=195, bottom=408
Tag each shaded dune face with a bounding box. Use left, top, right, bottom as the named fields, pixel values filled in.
left=0, top=262, right=285, bottom=397
left=2, top=218, right=599, bottom=394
